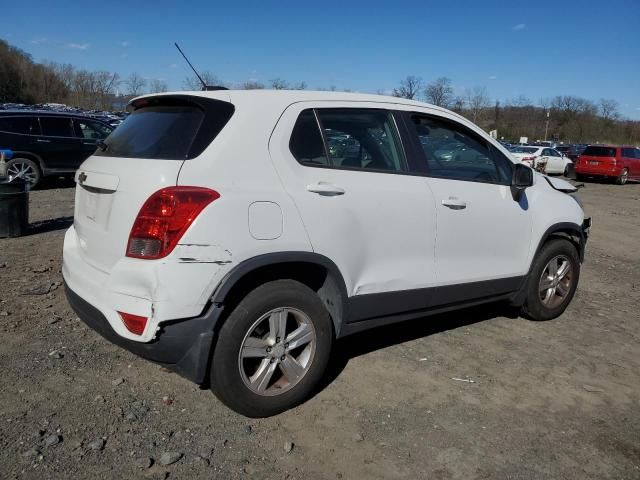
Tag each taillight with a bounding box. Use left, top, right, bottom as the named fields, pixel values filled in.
left=118, top=312, right=148, bottom=335
left=126, top=186, right=219, bottom=259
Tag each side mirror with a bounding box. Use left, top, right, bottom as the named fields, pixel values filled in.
left=511, top=163, right=533, bottom=201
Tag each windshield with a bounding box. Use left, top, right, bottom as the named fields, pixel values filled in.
left=512, top=147, right=538, bottom=154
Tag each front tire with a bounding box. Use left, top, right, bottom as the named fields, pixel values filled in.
left=210, top=279, right=333, bottom=417
left=616, top=168, right=629, bottom=185
left=522, top=239, right=580, bottom=321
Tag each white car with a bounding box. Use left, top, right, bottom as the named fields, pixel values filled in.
left=63, top=90, right=591, bottom=417
left=511, top=146, right=573, bottom=175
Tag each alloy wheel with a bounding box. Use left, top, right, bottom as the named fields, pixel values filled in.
left=238, top=307, right=316, bottom=396
left=538, top=255, right=573, bottom=309
left=6, top=161, right=37, bottom=185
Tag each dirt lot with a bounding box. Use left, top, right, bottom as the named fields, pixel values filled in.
left=1, top=178, right=639, bottom=480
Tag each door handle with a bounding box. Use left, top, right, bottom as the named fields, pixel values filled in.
left=442, top=199, right=467, bottom=210
left=36, top=139, right=51, bottom=143
left=306, top=183, right=345, bottom=196
left=82, top=141, right=96, bottom=145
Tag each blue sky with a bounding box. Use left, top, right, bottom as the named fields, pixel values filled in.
left=3, top=0, right=640, bottom=119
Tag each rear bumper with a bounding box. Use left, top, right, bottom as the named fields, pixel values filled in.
left=65, top=282, right=223, bottom=384
left=575, top=163, right=620, bottom=177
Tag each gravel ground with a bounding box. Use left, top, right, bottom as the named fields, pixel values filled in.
left=1, top=178, right=639, bottom=479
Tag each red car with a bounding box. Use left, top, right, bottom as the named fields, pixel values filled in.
left=575, top=145, right=640, bottom=185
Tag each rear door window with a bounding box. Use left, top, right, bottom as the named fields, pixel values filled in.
left=97, top=97, right=234, bottom=160
left=39, top=117, right=74, bottom=137
left=315, top=109, right=406, bottom=172
left=0, top=116, right=34, bottom=135
left=289, top=109, right=329, bottom=166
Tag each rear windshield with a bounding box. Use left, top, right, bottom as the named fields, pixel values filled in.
left=512, top=146, right=538, bottom=154
left=582, top=146, right=616, bottom=157
left=96, top=97, right=234, bottom=160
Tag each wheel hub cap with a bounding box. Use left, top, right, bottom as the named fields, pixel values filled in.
left=538, top=255, right=573, bottom=309
left=238, top=307, right=316, bottom=396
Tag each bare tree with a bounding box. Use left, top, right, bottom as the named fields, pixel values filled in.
left=425, top=77, right=453, bottom=107
left=599, top=98, right=619, bottom=121
left=270, top=78, right=289, bottom=90
left=240, top=80, right=265, bottom=90
left=149, top=79, right=168, bottom=94
left=466, top=86, right=490, bottom=123
left=182, top=70, right=221, bottom=90
left=451, top=96, right=465, bottom=114
left=392, top=75, right=423, bottom=100
left=93, top=71, right=120, bottom=110
left=291, top=81, right=307, bottom=90
left=126, top=72, right=146, bottom=96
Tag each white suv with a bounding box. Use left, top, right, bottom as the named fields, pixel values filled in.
left=63, top=90, right=591, bottom=417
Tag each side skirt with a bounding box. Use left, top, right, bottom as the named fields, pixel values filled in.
left=338, top=276, right=525, bottom=338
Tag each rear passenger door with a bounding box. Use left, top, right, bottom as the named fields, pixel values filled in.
left=622, top=148, right=640, bottom=177
left=269, top=103, right=438, bottom=312
left=401, top=111, right=532, bottom=287
left=37, top=116, right=85, bottom=170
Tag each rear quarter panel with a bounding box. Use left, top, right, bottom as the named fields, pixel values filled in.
left=176, top=95, right=313, bottom=304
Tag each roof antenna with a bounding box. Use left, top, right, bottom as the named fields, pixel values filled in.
left=174, top=42, right=227, bottom=91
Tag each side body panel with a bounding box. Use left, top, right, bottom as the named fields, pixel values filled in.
left=268, top=100, right=439, bottom=297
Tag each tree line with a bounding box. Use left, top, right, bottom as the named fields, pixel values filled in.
left=391, top=75, right=639, bottom=145
left=1, top=39, right=638, bottom=144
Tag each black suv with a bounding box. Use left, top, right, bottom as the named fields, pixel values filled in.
left=0, top=111, right=113, bottom=187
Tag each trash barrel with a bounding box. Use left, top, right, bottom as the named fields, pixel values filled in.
left=0, top=179, right=29, bottom=238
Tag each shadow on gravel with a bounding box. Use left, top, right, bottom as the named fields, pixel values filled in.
left=33, top=176, right=76, bottom=190
left=27, top=216, right=74, bottom=235
left=316, top=302, right=520, bottom=395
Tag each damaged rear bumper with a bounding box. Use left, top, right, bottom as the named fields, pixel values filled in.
left=65, top=282, right=223, bottom=384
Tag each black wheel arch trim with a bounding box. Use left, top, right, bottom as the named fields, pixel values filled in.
left=210, top=251, right=350, bottom=335
left=533, top=222, right=587, bottom=265
left=7, top=151, right=45, bottom=174
left=510, top=221, right=589, bottom=307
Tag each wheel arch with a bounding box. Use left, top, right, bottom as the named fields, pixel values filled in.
left=8, top=151, right=45, bottom=173
left=532, top=222, right=585, bottom=268
left=211, top=252, right=349, bottom=338
left=510, top=221, right=585, bottom=308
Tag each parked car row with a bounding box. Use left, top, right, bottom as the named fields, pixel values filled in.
left=0, top=103, right=127, bottom=128
left=510, top=145, right=573, bottom=175
left=506, top=141, right=640, bottom=184
left=575, top=145, right=640, bottom=185
left=0, top=110, right=114, bottom=186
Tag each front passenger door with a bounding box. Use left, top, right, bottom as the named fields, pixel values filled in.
left=73, top=119, right=113, bottom=162
left=404, top=112, right=532, bottom=287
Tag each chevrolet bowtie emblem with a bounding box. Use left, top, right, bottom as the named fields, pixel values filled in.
left=78, top=172, right=87, bottom=185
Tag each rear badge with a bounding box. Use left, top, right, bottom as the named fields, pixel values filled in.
left=78, top=172, right=87, bottom=185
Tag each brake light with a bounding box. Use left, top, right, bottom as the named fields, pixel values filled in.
left=126, top=187, right=220, bottom=259
left=119, top=312, right=148, bottom=335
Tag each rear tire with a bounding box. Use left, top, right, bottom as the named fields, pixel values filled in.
left=615, top=168, right=629, bottom=185
left=210, top=279, right=333, bottom=417
left=5, top=158, right=41, bottom=188
left=521, top=239, right=580, bottom=321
